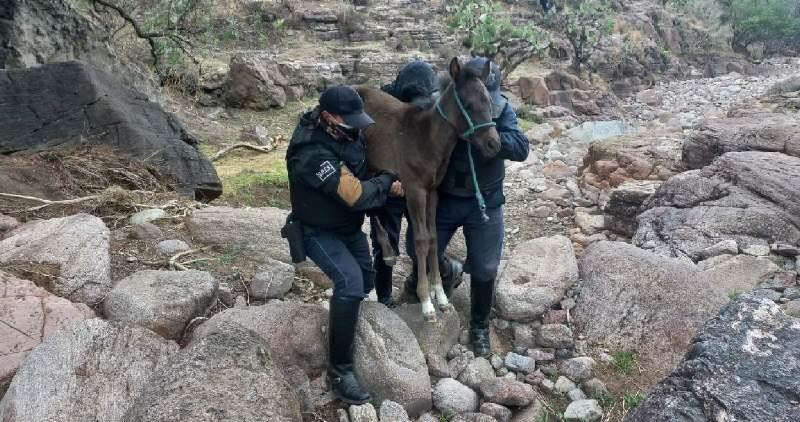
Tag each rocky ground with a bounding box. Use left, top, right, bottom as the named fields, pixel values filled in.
left=2, top=0, right=800, bottom=421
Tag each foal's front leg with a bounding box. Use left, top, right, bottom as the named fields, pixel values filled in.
left=406, top=188, right=435, bottom=321
left=426, top=191, right=452, bottom=313
left=370, top=215, right=396, bottom=267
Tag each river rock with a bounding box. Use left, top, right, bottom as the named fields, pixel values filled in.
left=479, top=378, right=537, bottom=407
left=564, top=400, right=603, bottom=421
left=251, top=258, right=295, bottom=299
left=559, top=357, right=595, bottom=382
left=625, top=295, right=800, bottom=422
left=496, top=236, right=579, bottom=322
left=103, top=270, right=218, bottom=339
left=0, top=319, right=178, bottom=421
left=0, top=213, right=111, bottom=304
left=504, top=352, right=536, bottom=374
left=457, top=357, right=496, bottom=390
left=0, top=271, right=95, bottom=396
left=130, top=222, right=162, bottom=240
left=380, top=400, right=411, bottom=422
left=433, top=378, right=479, bottom=415
left=395, top=303, right=461, bottom=358
left=123, top=322, right=302, bottom=421
left=186, top=206, right=291, bottom=263
left=349, top=403, right=379, bottom=422
left=354, top=302, right=431, bottom=416
left=129, top=209, right=166, bottom=225
left=536, top=324, right=574, bottom=349
left=157, top=239, right=190, bottom=255
left=481, top=403, right=512, bottom=422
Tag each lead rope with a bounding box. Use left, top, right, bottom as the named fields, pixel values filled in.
left=438, top=86, right=494, bottom=222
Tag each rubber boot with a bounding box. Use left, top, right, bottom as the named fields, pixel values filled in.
left=328, top=297, right=371, bottom=405
left=470, top=280, right=495, bottom=357
left=374, top=264, right=397, bottom=308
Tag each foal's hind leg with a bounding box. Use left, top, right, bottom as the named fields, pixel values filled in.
left=406, top=188, right=435, bottom=321
left=426, top=191, right=452, bottom=313
left=370, top=216, right=396, bottom=267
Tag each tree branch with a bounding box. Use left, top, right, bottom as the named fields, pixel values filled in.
left=0, top=193, right=100, bottom=212
left=211, top=143, right=275, bottom=162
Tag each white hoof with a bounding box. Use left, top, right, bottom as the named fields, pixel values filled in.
left=421, top=299, right=436, bottom=322
left=433, top=284, right=450, bottom=307
left=383, top=255, right=397, bottom=267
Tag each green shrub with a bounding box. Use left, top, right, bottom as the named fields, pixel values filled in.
left=730, top=0, right=800, bottom=47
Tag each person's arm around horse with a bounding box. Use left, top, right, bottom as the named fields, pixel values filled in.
left=495, top=102, right=529, bottom=162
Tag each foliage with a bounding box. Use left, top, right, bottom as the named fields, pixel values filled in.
left=729, top=0, right=800, bottom=47
left=611, top=351, right=636, bottom=375
left=728, top=289, right=743, bottom=300
left=446, top=0, right=548, bottom=76
left=545, top=0, right=615, bottom=73
left=623, top=391, right=646, bottom=409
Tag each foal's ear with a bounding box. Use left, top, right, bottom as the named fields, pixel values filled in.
left=481, top=60, right=492, bottom=84
left=448, top=57, right=461, bottom=82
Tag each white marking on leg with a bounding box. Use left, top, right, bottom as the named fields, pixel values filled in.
left=433, top=283, right=449, bottom=307
left=421, top=298, right=436, bottom=319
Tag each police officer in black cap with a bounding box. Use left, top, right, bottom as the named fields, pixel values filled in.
left=285, top=85, right=403, bottom=404
left=405, top=57, right=529, bottom=357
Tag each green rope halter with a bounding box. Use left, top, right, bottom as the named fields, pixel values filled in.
left=435, top=85, right=496, bottom=222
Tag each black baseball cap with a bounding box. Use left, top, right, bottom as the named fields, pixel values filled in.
left=319, top=86, right=375, bottom=129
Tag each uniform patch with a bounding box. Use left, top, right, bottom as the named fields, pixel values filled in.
left=316, top=160, right=336, bottom=182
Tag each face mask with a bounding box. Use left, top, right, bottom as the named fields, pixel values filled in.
left=321, top=118, right=360, bottom=142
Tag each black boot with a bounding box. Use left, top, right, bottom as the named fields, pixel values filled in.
left=470, top=280, right=495, bottom=357
left=328, top=297, right=371, bottom=405
left=375, top=264, right=397, bottom=308
left=402, top=267, right=419, bottom=303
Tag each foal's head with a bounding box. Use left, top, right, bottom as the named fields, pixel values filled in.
left=440, top=57, right=501, bottom=159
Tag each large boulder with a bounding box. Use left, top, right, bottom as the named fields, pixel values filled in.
left=0, top=0, right=157, bottom=98
left=574, top=242, right=730, bottom=377
left=496, top=236, right=579, bottom=322
left=0, top=62, right=220, bottom=200
left=0, top=213, right=111, bottom=305
left=224, top=54, right=290, bottom=110
left=394, top=303, right=460, bottom=358
left=192, top=302, right=328, bottom=379
left=122, top=322, right=302, bottom=422
left=0, top=319, right=178, bottom=421
left=186, top=206, right=290, bottom=263
left=103, top=270, right=218, bottom=340
left=634, top=152, right=800, bottom=261
left=683, top=114, right=800, bottom=170
left=0, top=271, right=95, bottom=397
left=603, top=180, right=663, bottom=237
left=354, top=303, right=432, bottom=416
left=626, top=295, right=800, bottom=422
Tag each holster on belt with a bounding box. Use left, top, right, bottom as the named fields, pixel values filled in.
left=280, top=213, right=306, bottom=263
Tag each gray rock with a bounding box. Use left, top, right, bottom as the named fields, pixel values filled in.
left=417, top=412, right=439, bottom=422
left=772, top=243, right=800, bottom=257
left=540, top=379, right=555, bottom=392
left=742, top=244, right=770, bottom=257
left=480, top=403, right=512, bottom=422
left=103, top=270, right=218, bottom=339
left=784, top=299, right=800, bottom=317
left=122, top=322, right=301, bottom=421
left=380, top=400, right=411, bottom=422
left=457, top=357, right=496, bottom=390
left=497, top=236, right=578, bottom=321
left=575, top=242, right=731, bottom=377
left=625, top=295, right=800, bottom=422
left=130, top=222, right=163, bottom=240
left=395, top=303, right=461, bottom=358
left=251, top=258, right=295, bottom=299
left=526, top=348, right=555, bottom=361
left=0, top=214, right=19, bottom=235
left=698, top=240, right=739, bottom=260
left=753, top=288, right=782, bottom=301
left=0, top=62, right=220, bottom=200
left=575, top=212, right=605, bottom=235
left=0, top=213, right=111, bottom=304
left=604, top=180, right=663, bottom=237
left=433, top=378, right=479, bottom=415
left=510, top=400, right=545, bottom=422
left=566, top=120, right=633, bottom=143
left=634, top=152, right=800, bottom=261
left=783, top=287, right=800, bottom=300
left=129, top=209, right=166, bottom=225
left=157, top=239, right=190, bottom=255
left=191, top=302, right=328, bottom=383
left=683, top=114, right=800, bottom=170
left=504, top=353, right=536, bottom=374
left=564, top=399, right=603, bottom=421
left=0, top=319, right=177, bottom=421
left=449, top=354, right=471, bottom=379
left=427, top=354, right=451, bottom=378
left=582, top=379, right=609, bottom=399
left=491, top=355, right=505, bottom=370
left=337, top=408, right=349, bottom=422
left=568, top=388, right=588, bottom=402
left=349, top=403, right=379, bottom=422
left=699, top=255, right=780, bottom=295
left=555, top=376, right=577, bottom=394
left=559, top=357, right=595, bottom=382
left=452, top=414, right=498, bottom=422
left=187, top=206, right=291, bottom=263
left=479, top=378, right=537, bottom=407
left=536, top=324, right=574, bottom=349
left=354, top=303, right=431, bottom=416
left=511, top=324, right=537, bottom=350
